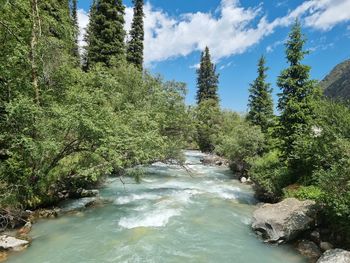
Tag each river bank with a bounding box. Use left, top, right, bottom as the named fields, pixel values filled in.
left=1, top=151, right=308, bottom=262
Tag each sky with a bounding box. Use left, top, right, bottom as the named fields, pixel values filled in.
left=77, top=0, right=350, bottom=112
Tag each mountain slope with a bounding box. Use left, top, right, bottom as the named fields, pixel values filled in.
left=320, top=59, right=350, bottom=100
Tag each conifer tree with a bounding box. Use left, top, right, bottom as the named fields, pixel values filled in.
left=196, top=47, right=219, bottom=105
left=70, top=0, right=81, bottom=64
left=277, top=20, right=319, bottom=164
left=247, top=56, right=274, bottom=133
left=85, top=0, right=126, bottom=69
left=127, top=0, right=144, bottom=70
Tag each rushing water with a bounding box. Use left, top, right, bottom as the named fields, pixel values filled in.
left=7, top=151, right=307, bottom=263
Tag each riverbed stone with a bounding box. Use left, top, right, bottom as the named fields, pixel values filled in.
left=320, top=242, right=334, bottom=252
left=317, top=249, right=350, bottom=263
left=252, top=198, right=318, bottom=243
left=0, top=235, right=29, bottom=251
left=200, top=155, right=228, bottom=166
left=296, top=239, right=322, bottom=262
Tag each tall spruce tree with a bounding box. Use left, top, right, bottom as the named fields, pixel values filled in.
left=277, top=20, right=319, bottom=166
left=196, top=47, right=219, bottom=105
left=247, top=56, right=274, bottom=133
left=126, top=0, right=144, bottom=70
left=70, top=0, right=81, bottom=64
left=85, top=0, right=126, bottom=68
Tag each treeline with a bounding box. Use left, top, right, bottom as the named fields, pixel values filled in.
left=193, top=21, right=350, bottom=245
left=0, top=0, right=191, bottom=209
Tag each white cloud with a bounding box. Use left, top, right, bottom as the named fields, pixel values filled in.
left=77, top=9, right=89, bottom=49
left=77, top=0, right=350, bottom=66
left=304, top=0, right=350, bottom=30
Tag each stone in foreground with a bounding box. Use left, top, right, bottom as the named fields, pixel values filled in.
left=252, top=198, right=318, bottom=243
left=296, top=240, right=322, bottom=262
left=0, top=235, right=29, bottom=251
left=317, top=249, right=350, bottom=263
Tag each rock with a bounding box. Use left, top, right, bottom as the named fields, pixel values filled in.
left=0, top=235, right=29, bottom=251
left=18, top=222, right=32, bottom=236
left=240, top=177, right=247, bottom=183
left=317, top=249, right=350, bottom=263
left=76, top=188, right=99, bottom=198
left=252, top=198, right=318, bottom=243
left=320, top=242, right=334, bottom=252
left=29, top=209, right=60, bottom=222
left=310, top=230, right=321, bottom=244
left=200, top=155, right=228, bottom=166
left=296, top=240, right=322, bottom=262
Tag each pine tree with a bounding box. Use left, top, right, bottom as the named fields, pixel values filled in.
left=85, top=0, right=126, bottom=69
left=196, top=47, right=219, bottom=105
left=127, top=0, right=144, bottom=70
left=247, top=56, right=274, bottom=133
left=277, top=20, right=320, bottom=164
left=70, top=0, right=81, bottom=64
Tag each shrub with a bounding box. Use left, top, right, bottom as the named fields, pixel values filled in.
left=248, top=151, right=292, bottom=202
left=216, top=118, right=264, bottom=174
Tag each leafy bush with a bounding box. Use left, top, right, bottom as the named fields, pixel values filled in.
left=248, top=151, right=292, bottom=202
left=215, top=117, right=264, bottom=174
left=283, top=185, right=324, bottom=202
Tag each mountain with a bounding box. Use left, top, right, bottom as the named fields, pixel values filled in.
left=320, top=59, right=350, bottom=100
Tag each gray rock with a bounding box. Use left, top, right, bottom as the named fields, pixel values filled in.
left=317, top=249, right=350, bottom=263
left=200, top=155, right=228, bottom=166
left=76, top=188, right=99, bottom=198
left=320, top=242, right=334, bottom=252
left=296, top=240, right=322, bottom=262
left=240, top=177, right=247, bottom=183
left=252, top=198, right=318, bottom=243
left=310, top=230, right=321, bottom=244
left=0, top=235, right=29, bottom=251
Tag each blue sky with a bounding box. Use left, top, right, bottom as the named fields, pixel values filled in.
left=77, top=0, right=350, bottom=112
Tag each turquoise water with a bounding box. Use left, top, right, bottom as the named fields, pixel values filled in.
left=7, top=151, right=306, bottom=263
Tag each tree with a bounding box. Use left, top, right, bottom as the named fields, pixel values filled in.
left=126, top=0, right=144, bottom=70
left=277, top=20, right=320, bottom=168
left=247, top=56, right=274, bottom=133
left=70, top=0, right=81, bottom=64
left=196, top=47, right=219, bottom=105
left=85, top=0, right=126, bottom=69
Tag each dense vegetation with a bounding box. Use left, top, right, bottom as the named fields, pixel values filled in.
left=1, top=0, right=349, bottom=247
left=0, top=0, right=190, bottom=209
left=193, top=21, right=350, bottom=245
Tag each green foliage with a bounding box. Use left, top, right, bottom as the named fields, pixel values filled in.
left=248, top=151, right=292, bottom=201
left=195, top=99, right=221, bottom=152
left=196, top=47, right=219, bottom=105
left=216, top=117, right=265, bottom=173
left=247, top=56, right=274, bottom=133
left=284, top=185, right=325, bottom=203
left=85, top=0, right=126, bottom=69
left=277, top=20, right=320, bottom=171
left=127, top=0, right=144, bottom=70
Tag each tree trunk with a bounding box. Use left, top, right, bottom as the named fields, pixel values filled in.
left=30, top=0, right=41, bottom=105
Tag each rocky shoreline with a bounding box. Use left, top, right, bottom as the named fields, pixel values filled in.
left=0, top=188, right=102, bottom=262
left=199, top=154, right=350, bottom=262
left=251, top=198, right=350, bottom=263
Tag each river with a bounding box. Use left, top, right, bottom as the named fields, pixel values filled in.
left=6, top=151, right=307, bottom=263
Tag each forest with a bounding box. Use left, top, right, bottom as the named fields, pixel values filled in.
left=1, top=0, right=350, bottom=262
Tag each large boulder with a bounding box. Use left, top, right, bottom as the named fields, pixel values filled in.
left=317, top=249, right=350, bottom=263
left=252, top=198, right=318, bottom=243
left=0, top=235, right=29, bottom=251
